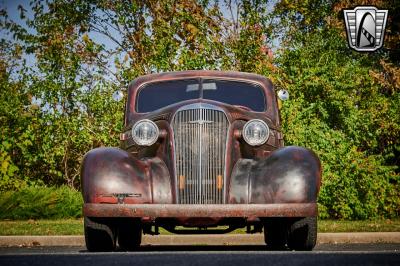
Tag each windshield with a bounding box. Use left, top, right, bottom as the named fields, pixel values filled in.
left=136, top=79, right=266, bottom=112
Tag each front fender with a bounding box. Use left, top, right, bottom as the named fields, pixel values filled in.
left=229, top=146, right=321, bottom=204
left=81, top=147, right=172, bottom=204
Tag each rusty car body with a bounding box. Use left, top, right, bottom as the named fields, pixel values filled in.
left=81, top=70, right=322, bottom=251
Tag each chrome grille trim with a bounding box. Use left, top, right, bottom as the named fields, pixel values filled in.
left=172, top=104, right=229, bottom=204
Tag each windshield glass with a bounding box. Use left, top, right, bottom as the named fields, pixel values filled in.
left=202, top=80, right=265, bottom=112
left=136, top=79, right=266, bottom=112
left=136, top=79, right=199, bottom=113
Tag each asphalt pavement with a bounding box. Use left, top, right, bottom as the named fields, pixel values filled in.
left=0, top=244, right=399, bottom=266
left=1, top=234, right=399, bottom=266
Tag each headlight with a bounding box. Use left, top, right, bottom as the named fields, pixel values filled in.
left=131, top=119, right=159, bottom=146
left=243, top=119, right=269, bottom=146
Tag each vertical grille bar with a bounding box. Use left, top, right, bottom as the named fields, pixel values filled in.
left=173, top=107, right=228, bottom=204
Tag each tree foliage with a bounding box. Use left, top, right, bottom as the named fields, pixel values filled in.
left=271, top=0, right=400, bottom=219
left=0, top=0, right=399, bottom=219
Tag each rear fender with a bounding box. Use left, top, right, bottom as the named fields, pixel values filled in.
left=229, top=146, right=321, bottom=204
left=81, top=147, right=172, bottom=204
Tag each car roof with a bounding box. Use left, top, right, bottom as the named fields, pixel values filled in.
left=127, top=70, right=273, bottom=93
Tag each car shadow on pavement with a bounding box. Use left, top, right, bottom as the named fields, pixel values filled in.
left=77, top=243, right=400, bottom=253
left=78, top=245, right=284, bottom=253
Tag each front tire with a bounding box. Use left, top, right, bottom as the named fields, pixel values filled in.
left=84, top=217, right=116, bottom=252
left=263, top=218, right=288, bottom=250
left=117, top=218, right=142, bottom=251
left=287, top=217, right=317, bottom=251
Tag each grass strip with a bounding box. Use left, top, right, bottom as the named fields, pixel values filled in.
left=0, top=219, right=399, bottom=236
left=318, top=219, right=400, bottom=233
left=0, top=219, right=83, bottom=235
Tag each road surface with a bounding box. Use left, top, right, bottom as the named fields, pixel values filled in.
left=0, top=243, right=399, bottom=266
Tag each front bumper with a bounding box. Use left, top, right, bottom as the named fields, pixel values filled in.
left=83, top=203, right=317, bottom=218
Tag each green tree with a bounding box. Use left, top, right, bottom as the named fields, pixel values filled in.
left=271, top=0, right=400, bottom=218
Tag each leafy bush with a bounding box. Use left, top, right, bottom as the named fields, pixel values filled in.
left=0, top=186, right=82, bottom=220
left=277, top=27, right=400, bottom=219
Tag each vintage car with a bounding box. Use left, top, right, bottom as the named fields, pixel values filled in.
left=81, top=70, right=321, bottom=251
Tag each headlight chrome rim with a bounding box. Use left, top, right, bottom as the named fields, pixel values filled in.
left=243, top=119, right=270, bottom=146
left=131, top=119, right=159, bottom=146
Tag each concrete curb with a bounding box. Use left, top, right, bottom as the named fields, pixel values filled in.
left=0, top=233, right=400, bottom=247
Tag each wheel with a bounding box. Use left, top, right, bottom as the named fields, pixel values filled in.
left=263, top=218, right=288, bottom=250
left=84, top=217, right=116, bottom=252
left=287, top=217, right=317, bottom=251
left=117, top=218, right=142, bottom=251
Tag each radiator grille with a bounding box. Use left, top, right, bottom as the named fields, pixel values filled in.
left=172, top=108, right=229, bottom=204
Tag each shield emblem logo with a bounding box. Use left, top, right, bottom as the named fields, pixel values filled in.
left=343, top=6, right=388, bottom=52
